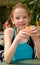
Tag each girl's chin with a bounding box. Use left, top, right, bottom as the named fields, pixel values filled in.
left=18, top=27, right=25, bottom=30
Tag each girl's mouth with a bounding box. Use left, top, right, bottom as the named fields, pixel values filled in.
left=19, top=24, right=26, bottom=26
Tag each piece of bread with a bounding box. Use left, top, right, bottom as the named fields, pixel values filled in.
left=26, top=26, right=31, bottom=36
left=26, top=26, right=30, bottom=32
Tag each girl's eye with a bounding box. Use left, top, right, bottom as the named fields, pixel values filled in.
left=23, top=16, right=27, bottom=18
left=15, top=17, right=20, bottom=19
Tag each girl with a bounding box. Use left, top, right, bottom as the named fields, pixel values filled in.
left=4, top=3, right=40, bottom=63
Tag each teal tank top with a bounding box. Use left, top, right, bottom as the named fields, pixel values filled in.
left=11, top=27, right=33, bottom=62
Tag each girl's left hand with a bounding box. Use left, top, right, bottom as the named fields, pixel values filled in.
left=30, top=26, right=39, bottom=41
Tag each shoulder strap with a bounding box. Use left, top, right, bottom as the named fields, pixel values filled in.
left=27, top=36, right=34, bottom=49
left=27, top=36, right=35, bottom=59
left=12, top=27, right=16, bottom=42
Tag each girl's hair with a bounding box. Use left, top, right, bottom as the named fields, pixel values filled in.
left=11, top=2, right=31, bottom=19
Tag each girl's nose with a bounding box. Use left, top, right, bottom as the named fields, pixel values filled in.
left=20, top=18, right=23, bottom=22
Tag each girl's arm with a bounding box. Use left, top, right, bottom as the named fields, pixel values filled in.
left=34, top=38, right=40, bottom=59
left=4, top=28, right=19, bottom=63
left=30, top=26, right=40, bottom=59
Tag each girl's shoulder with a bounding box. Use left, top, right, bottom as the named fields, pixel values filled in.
left=4, top=28, right=14, bottom=38
left=4, top=28, right=14, bottom=34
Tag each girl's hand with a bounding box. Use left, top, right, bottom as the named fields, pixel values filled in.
left=16, top=29, right=30, bottom=42
left=30, top=26, right=39, bottom=41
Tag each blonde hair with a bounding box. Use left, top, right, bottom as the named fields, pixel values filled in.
left=11, top=2, right=31, bottom=19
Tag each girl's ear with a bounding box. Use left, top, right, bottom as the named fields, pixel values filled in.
left=11, top=18, right=15, bottom=25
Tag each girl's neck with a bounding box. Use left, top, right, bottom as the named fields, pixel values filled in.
left=16, top=28, right=20, bottom=34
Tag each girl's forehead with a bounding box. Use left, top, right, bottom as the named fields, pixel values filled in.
left=13, top=8, right=28, bottom=15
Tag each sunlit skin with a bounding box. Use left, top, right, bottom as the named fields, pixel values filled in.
left=12, top=8, right=30, bottom=30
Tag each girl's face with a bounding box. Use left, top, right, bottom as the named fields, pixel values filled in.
left=12, top=8, right=30, bottom=30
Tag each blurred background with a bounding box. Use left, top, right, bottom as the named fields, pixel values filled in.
left=0, top=0, right=40, bottom=31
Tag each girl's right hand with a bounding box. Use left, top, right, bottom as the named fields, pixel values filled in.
left=15, top=29, right=30, bottom=42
